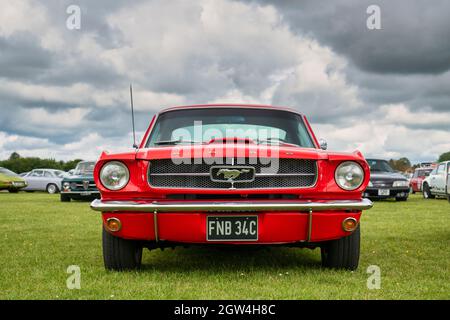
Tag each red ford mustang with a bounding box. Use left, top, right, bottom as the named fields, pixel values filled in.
left=91, top=105, right=373, bottom=270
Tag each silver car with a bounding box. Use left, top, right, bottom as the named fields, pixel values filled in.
left=22, top=169, right=68, bottom=194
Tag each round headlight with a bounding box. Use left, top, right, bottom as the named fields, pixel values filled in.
left=100, top=161, right=129, bottom=191
left=335, top=161, right=364, bottom=191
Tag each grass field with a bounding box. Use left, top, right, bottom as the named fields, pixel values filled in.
left=0, top=192, right=448, bottom=300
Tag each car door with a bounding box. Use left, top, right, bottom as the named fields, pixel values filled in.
left=41, top=170, right=54, bottom=190
left=26, top=170, right=43, bottom=190
left=433, top=164, right=446, bottom=194
left=446, top=163, right=450, bottom=196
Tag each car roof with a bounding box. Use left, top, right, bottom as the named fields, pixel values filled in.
left=158, top=104, right=304, bottom=116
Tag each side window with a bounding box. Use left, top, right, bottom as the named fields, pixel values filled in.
left=44, top=171, right=53, bottom=178
left=31, top=170, right=43, bottom=177
left=413, top=171, right=418, bottom=178
left=437, top=164, right=445, bottom=175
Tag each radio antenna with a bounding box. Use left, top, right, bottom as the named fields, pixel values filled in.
left=129, top=84, right=138, bottom=149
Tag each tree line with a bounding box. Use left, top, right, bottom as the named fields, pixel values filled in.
left=0, top=152, right=82, bottom=174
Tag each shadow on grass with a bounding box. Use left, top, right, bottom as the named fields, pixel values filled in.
left=140, top=246, right=322, bottom=273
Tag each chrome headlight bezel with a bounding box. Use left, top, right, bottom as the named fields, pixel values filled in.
left=100, top=161, right=130, bottom=191
left=393, top=180, right=409, bottom=187
left=335, top=161, right=365, bottom=191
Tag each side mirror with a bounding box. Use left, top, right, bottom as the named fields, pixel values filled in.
left=319, top=138, right=327, bottom=150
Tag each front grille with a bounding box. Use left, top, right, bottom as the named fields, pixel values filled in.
left=148, top=158, right=317, bottom=189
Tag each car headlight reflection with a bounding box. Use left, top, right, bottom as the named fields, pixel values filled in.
left=335, top=161, right=365, bottom=191
left=100, top=161, right=130, bottom=191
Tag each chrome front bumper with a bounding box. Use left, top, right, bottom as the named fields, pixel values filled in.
left=90, top=198, right=373, bottom=213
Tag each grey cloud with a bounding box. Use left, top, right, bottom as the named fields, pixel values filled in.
left=245, top=0, right=450, bottom=75
left=0, top=32, right=53, bottom=79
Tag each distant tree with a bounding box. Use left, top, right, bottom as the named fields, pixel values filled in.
left=9, top=152, right=21, bottom=160
left=388, top=157, right=412, bottom=172
left=438, top=151, right=450, bottom=162
left=0, top=156, right=83, bottom=174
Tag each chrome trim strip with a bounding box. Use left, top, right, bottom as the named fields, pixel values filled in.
left=90, top=198, right=373, bottom=213
left=61, top=191, right=100, bottom=194
left=148, top=172, right=316, bottom=177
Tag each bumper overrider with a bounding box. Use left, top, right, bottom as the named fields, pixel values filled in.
left=91, top=199, right=373, bottom=244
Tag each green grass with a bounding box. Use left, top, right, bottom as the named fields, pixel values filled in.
left=0, top=192, right=449, bottom=300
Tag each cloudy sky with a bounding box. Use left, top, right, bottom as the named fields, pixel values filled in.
left=1, top=0, right=449, bottom=163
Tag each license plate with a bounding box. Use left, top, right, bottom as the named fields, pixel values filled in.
left=80, top=191, right=92, bottom=196
left=378, top=189, right=390, bottom=196
left=207, top=216, right=258, bottom=241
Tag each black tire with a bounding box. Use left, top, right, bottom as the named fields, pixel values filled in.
left=60, top=194, right=71, bottom=202
left=423, top=183, right=435, bottom=199
left=46, top=183, right=59, bottom=194
left=321, top=226, right=360, bottom=270
left=102, top=228, right=142, bottom=271
left=8, top=189, right=19, bottom=193
left=396, top=196, right=408, bottom=202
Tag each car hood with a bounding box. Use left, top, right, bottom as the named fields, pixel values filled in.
left=0, top=173, right=26, bottom=183
left=370, top=172, right=407, bottom=181
left=62, top=174, right=94, bottom=182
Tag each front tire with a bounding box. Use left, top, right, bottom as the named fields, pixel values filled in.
left=60, top=194, right=71, bottom=202
left=102, top=228, right=143, bottom=271
left=423, top=183, right=435, bottom=199
left=321, top=226, right=360, bottom=270
left=8, top=189, right=19, bottom=193
left=396, top=196, right=408, bottom=202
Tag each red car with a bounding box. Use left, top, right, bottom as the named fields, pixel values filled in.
left=91, top=105, right=373, bottom=271
left=410, top=167, right=433, bottom=193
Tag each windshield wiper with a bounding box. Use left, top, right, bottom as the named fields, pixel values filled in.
left=154, top=139, right=204, bottom=145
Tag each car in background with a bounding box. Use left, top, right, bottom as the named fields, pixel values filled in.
left=422, top=161, right=450, bottom=202
left=0, top=167, right=27, bottom=193
left=410, top=167, right=433, bottom=194
left=363, top=159, right=409, bottom=201
left=60, top=161, right=100, bottom=202
left=21, top=169, right=68, bottom=194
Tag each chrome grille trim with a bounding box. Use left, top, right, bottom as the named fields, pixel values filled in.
left=147, top=158, right=318, bottom=189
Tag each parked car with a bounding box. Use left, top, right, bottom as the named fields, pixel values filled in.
left=363, top=159, right=409, bottom=201
left=90, top=104, right=373, bottom=271
left=409, top=167, right=433, bottom=194
left=60, top=161, right=100, bottom=202
left=422, top=161, right=450, bottom=202
left=22, top=169, right=67, bottom=194
left=0, top=167, right=27, bottom=193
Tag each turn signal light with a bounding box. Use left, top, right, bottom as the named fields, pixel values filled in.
left=342, top=217, right=358, bottom=232
left=105, top=217, right=122, bottom=232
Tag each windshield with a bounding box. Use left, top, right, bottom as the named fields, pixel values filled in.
left=0, top=167, right=20, bottom=177
left=367, top=159, right=395, bottom=173
left=54, top=170, right=66, bottom=178
left=74, top=162, right=95, bottom=175
left=417, top=169, right=432, bottom=177
left=146, top=108, right=316, bottom=148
